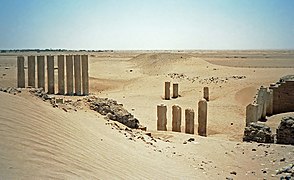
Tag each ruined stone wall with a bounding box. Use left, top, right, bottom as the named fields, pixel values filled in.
left=246, top=75, right=294, bottom=126
left=270, top=80, right=294, bottom=114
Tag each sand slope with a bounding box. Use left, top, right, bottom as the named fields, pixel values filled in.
left=0, top=92, right=197, bottom=179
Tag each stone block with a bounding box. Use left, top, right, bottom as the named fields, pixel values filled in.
left=185, top=108, right=194, bottom=134
left=198, top=99, right=207, bottom=136
left=157, top=104, right=167, bottom=131
left=172, top=105, right=181, bottom=132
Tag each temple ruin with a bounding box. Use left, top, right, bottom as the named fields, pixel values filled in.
left=17, top=55, right=89, bottom=95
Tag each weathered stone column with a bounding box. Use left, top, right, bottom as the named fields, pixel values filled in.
left=81, top=55, right=89, bottom=95
left=198, top=99, right=207, bottom=136
left=28, top=56, right=35, bottom=87
left=203, top=87, right=209, bottom=101
left=17, top=56, right=25, bottom=88
left=172, top=83, right=179, bottom=98
left=66, top=55, right=74, bottom=95
left=37, top=56, right=45, bottom=89
left=74, top=55, right=81, bottom=95
left=157, top=104, right=167, bottom=131
left=58, top=55, right=65, bottom=94
left=257, top=87, right=267, bottom=120
left=246, top=103, right=259, bottom=126
left=269, top=84, right=279, bottom=115
left=266, top=89, right=273, bottom=116
left=185, top=108, right=194, bottom=134
left=164, top=81, right=170, bottom=100
left=172, top=105, right=181, bottom=132
left=47, top=56, right=55, bottom=94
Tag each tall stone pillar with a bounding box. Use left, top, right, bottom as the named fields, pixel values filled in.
left=257, top=87, right=267, bottom=120
left=172, top=105, right=181, bottom=132
left=246, top=103, right=258, bottom=126
left=164, top=81, right=170, bottom=100
left=74, top=55, right=81, bottom=95
left=198, top=99, right=207, bottom=137
left=66, top=55, right=74, bottom=95
left=58, top=55, right=65, bottom=94
left=157, top=104, right=167, bottom=131
left=47, top=56, right=55, bottom=94
left=37, top=56, right=45, bottom=89
left=17, top=56, right=25, bottom=88
left=185, top=108, right=194, bottom=134
left=28, top=56, right=35, bottom=87
left=203, top=87, right=209, bottom=101
left=172, top=83, right=179, bottom=98
left=269, top=84, right=279, bottom=115
left=81, top=55, right=89, bottom=95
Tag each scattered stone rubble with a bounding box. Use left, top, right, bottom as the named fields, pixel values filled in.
left=243, top=122, right=274, bottom=143
left=105, top=121, right=157, bottom=146
left=276, top=163, right=294, bottom=178
left=168, top=73, right=199, bottom=83
left=0, top=87, right=22, bottom=95
left=243, top=115, right=294, bottom=145
left=29, top=88, right=50, bottom=100
left=167, top=73, right=246, bottom=84
left=277, top=116, right=294, bottom=145
left=88, top=97, right=140, bottom=129
left=28, top=88, right=141, bottom=129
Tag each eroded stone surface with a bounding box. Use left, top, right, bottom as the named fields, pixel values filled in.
left=277, top=116, right=294, bottom=145
left=90, top=97, right=140, bottom=129
left=243, top=122, right=274, bottom=143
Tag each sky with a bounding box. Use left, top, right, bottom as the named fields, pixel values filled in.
left=0, top=0, right=293, bottom=50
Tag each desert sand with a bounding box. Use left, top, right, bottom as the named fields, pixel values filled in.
left=0, top=50, right=294, bottom=179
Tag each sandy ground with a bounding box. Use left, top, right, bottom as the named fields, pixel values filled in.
left=0, top=50, right=294, bottom=179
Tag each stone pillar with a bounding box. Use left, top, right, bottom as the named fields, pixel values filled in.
left=66, top=55, right=74, bottom=95
left=172, top=83, right=179, bottom=98
left=269, top=84, right=279, bottom=115
left=185, top=108, right=194, bottom=134
left=74, top=55, right=81, bottom=95
left=37, top=56, right=45, bottom=89
left=246, top=103, right=259, bottom=126
left=157, top=104, right=167, bottom=131
left=198, top=99, right=207, bottom=137
left=256, top=87, right=267, bottom=120
left=58, top=55, right=65, bottom=94
left=203, top=87, right=209, bottom=101
left=164, top=81, right=170, bottom=100
left=17, top=56, right=25, bottom=88
left=81, top=55, right=89, bottom=95
left=172, top=105, right=181, bottom=132
left=47, top=56, right=55, bottom=94
left=266, top=89, right=273, bottom=116
left=28, top=56, right=35, bottom=87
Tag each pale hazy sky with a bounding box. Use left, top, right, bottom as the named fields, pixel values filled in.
left=0, top=0, right=293, bottom=50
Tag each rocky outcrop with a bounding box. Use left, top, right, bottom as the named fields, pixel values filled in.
left=89, top=97, right=140, bottom=129
left=276, top=116, right=294, bottom=145
left=243, top=122, right=274, bottom=143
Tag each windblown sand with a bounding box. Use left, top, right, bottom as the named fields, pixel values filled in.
left=0, top=50, right=293, bottom=179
